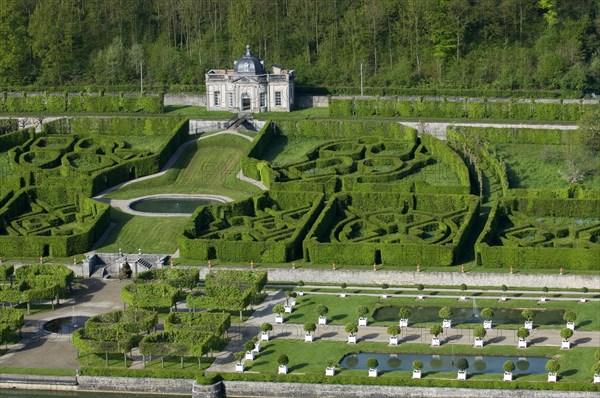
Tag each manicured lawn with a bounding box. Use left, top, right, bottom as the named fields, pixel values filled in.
left=254, top=107, right=330, bottom=120
left=244, top=339, right=597, bottom=382
left=259, top=136, right=333, bottom=167
left=78, top=352, right=214, bottom=371
left=164, top=105, right=235, bottom=119
left=284, top=294, right=600, bottom=331
left=0, top=366, right=76, bottom=376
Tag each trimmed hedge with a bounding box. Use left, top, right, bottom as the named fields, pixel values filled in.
left=329, top=97, right=598, bottom=122
left=121, top=283, right=179, bottom=309
left=0, top=92, right=163, bottom=113
left=476, top=197, right=600, bottom=270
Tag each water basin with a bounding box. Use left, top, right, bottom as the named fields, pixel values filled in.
left=372, top=305, right=564, bottom=326
left=129, top=198, right=221, bottom=214
left=341, top=353, right=546, bottom=374
left=43, top=316, right=89, bottom=334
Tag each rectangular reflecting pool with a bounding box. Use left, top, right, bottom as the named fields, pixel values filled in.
left=341, top=353, right=546, bottom=374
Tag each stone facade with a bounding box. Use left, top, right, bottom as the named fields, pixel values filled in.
left=206, top=45, right=294, bottom=113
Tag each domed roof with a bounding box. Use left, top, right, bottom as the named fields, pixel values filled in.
left=233, top=45, right=265, bottom=74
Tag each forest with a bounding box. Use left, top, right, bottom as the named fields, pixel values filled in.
left=1, top=0, right=599, bottom=95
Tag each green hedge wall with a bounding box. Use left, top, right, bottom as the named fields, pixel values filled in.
left=329, top=97, right=598, bottom=122
left=0, top=92, right=164, bottom=113
left=476, top=198, right=600, bottom=270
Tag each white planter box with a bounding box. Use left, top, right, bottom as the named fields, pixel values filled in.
left=245, top=351, right=254, bottom=361
left=235, top=363, right=245, bottom=372
left=325, top=367, right=335, bottom=376
left=566, top=322, right=575, bottom=331
left=261, top=331, right=270, bottom=341
left=340, top=293, right=346, bottom=298
left=278, top=365, right=288, bottom=374
left=561, top=340, right=570, bottom=349
left=399, top=319, right=408, bottom=327
left=416, top=294, right=424, bottom=300
left=348, top=335, right=357, bottom=344
left=389, top=336, right=398, bottom=346
left=284, top=305, right=292, bottom=313
left=457, top=370, right=467, bottom=380
left=547, top=373, right=557, bottom=382
left=539, top=297, right=547, bottom=303
left=483, top=320, right=492, bottom=329
left=289, top=299, right=296, bottom=306
left=275, top=315, right=284, bottom=324
left=381, top=294, right=388, bottom=299
left=368, top=368, right=378, bottom=377
left=580, top=297, right=586, bottom=303
left=358, top=317, right=368, bottom=326
left=518, top=339, right=528, bottom=348
left=503, top=372, right=513, bottom=381
left=593, top=374, right=600, bottom=383
left=297, top=291, right=305, bottom=296
left=431, top=337, right=440, bottom=347
left=412, top=369, right=422, bottom=379
left=524, top=320, right=533, bottom=330
left=442, top=319, right=452, bottom=329
left=500, top=296, right=507, bottom=301
left=318, top=316, right=327, bottom=325
left=252, top=343, right=260, bottom=353
left=459, top=295, right=467, bottom=301
left=304, top=333, right=313, bottom=342
left=474, top=338, right=484, bottom=348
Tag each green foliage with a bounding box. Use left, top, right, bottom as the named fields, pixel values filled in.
left=273, top=304, right=285, bottom=316
left=438, top=306, right=453, bottom=320
left=522, top=309, right=536, bottom=321
left=244, top=341, right=254, bottom=352
left=386, top=325, right=400, bottom=336
left=560, top=328, right=574, bottom=340
left=592, top=362, right=600, bottom=375
left=139, top=330, right=216, bottom=358
left=473, top=325, right=486, bottom=339
left=0, top=264, right=14, bottom=281
left=316, top=304, right=329, bottom=317
left=121, top=283, right=178, bottom=309
left=345, top=323, right=358, bottom=336
left=480, top=308, right=494, bottom=319
left=563, top=310, right=577, bottom=323
left=134, top=268, right=199, bottom=290
left=398, top=307, right=411, bottom=319
left=578, top=108, right=600, bottom=153
left=546, top=359, right=561, bottom=373
left=366, top=358, right=379, bottom=369
left=456, top=358, right=469, bottom=371
left=503, top=360, right=516, bottom=372
left=430, top=324, right=443, bottom=337
left=356, top=305, right=369, bottom=317
left=235, top=351, right=245, bottom=363
left=412, top=360, right=424, bottom=370
left=164, top=312, right=230, bottom=336
left=277, top=354, right=289, bottom=365
left=261, top=323, right=272, bottom=332
left=303, top=322, right=316, bottom=333
left=0, top=93, right=163, bottom=113
left=84, top=308, right=157, bottom=340
left=517, top=327, right=530, bottom=340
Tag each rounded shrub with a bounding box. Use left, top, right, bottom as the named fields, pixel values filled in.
left=560, top=328, right=573, bottom=340
left=398, top=307, right=411, bottom=319
left=416, top=284, right=424, bottom=291
left=345, top=323, right=358, bottom=336
left=412, top=360, right=424, bottom=370
left=261, top=323, right=272, bottom=332
left=521, top=309, right=535, bottom=321
left=234, top=351, right=245, bottom=363
left=473, top=325, right=486, bottom=339
left=244, top=341, right=254, bottom=352
left=303, top=322, right=316, bottom=333
left=460, top=283, right=467, bottom=291
left=456, top=358, right=469, bottom=371
left=387, top=325, right=400, bottom=336
left=480, top=308, right=494, bottom=319
left=438, top=306, right=453, bottom=319
left=545, top=359, right=560, bottom=373
left=563, top=310, right=577, bottom=323
left=592, top=362, right=600, bottom=375
left=316, top=304, right=329, bottom=317
left=503, top=360, right=516, bottom=372
left=517, top=327, right=530, bottom=340
left=356, top=305, right=369, bottom=317
left=366, top=358, right=379, bottom=369
left=273, top=304, right=285, bottom=315
left=277, top=354, right=289, bottom=366
left=430, top=324, right=443, bottom=337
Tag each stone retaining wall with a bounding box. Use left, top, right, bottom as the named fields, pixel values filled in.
left=216, top=381, right=598, bottom=398
left=198, top=267, right=598, bottom=289
left=77, top=375, right=193, bottom=394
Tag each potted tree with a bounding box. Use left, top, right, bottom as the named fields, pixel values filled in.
left=340, top=282, right=348, bottom=298
left=500, top=284, right=508, bottom=301
left=387, top=325, right=400, bottom=346
left=439, top=306, right=454, bottom=329
left=297, top=280, right=305, bottom=296
left=459, top=284, right=468, bottom=301
left=540, top=287, right=549, bottom=302
left=580, top=286, right=588, bottom=303
left=357, top=305, right=369, bottom=326
left=412, top=359, right=424, bottom=379
left=345, top=323, right=358, bottom=343
left=277, top=354, right=289, bottom=374
left=563, top=310, right=577, bottom=331
left=244, top=341, right=255, bottom=360
left=366, top=357, right=379, bottom=377
left=325, top=358, right=336, bottom=376
left=260, top=322, right=272, bottom=341
left=546, top=359, right=560, bottom=382
left=592, top=362, right=600, bottom=384
left=430, top=324, right=443, bottom=346
left=398, top=307, right=411, bottom=327
left=284, top=291, right=294, bottom=312
left=522, top=309, right=535, bottom=330
left=517, top=327, right=530, bottom=348
left=416, top=283, right=425, bottom=300
left=481, top=307, right=494, bottom=329
left=304, top=322, right=316, bottom=342
left=473, top=325, right=486, bottom=347
left=317, top=304, right=329, bottom=325
left=503, top=360, right=515, bottom=381
left=456, top=358, right=469, bottom=380
left=273, top=304, right=285, bottom=324
left=381, top=283, right=389, bottom=298
left=560, top=328, right=573, bottom=349
left=234, top=351, right=246, bottom=372
left=251, top=336, right=260, bottom=353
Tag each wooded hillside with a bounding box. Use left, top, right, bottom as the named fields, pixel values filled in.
left=1, top=0, right=599, bottom=95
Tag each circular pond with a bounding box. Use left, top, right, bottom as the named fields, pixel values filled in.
left=372, top=305, right=564, bottom=326
left=127, top=195, right=232, bottom=215
left=340, top=353, right=546, bottom=374
left=43, top=316, right=89, bottom=334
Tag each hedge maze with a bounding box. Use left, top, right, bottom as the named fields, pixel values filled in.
left=0, top=117, right=188, bottom=257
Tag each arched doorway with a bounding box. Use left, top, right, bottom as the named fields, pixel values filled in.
left=241, top=93, right=251, bottom=111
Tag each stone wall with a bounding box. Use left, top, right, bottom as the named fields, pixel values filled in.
left=198, top=267, right=599, bottom=289
left=165, top=93, right=206, bottom=107
left=77, top=375, right=193, bottom=394
left=217, top=381, right=599, bottom=398
left=295, top=95, right=329, bottom=108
